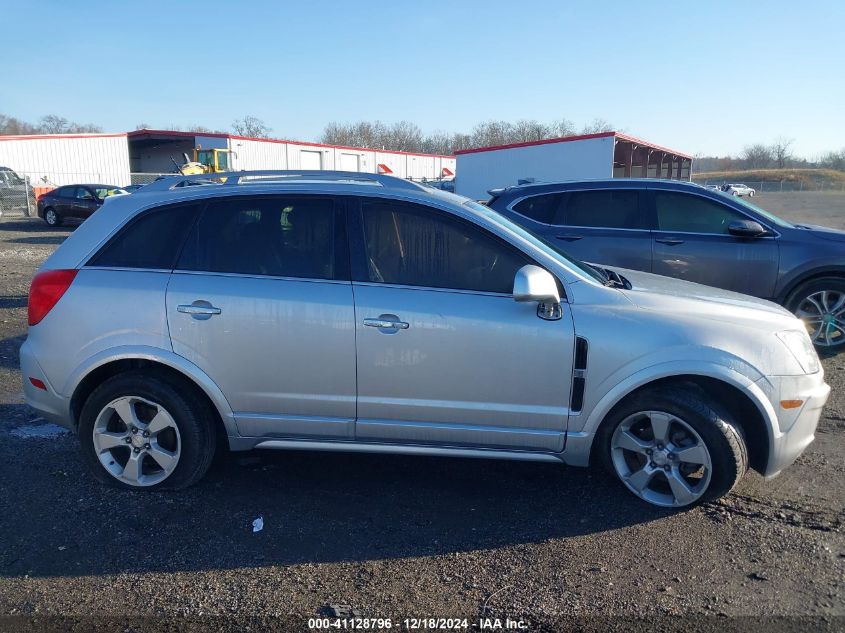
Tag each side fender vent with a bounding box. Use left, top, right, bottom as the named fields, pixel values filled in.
left=571, top=337, right=588, bottom=413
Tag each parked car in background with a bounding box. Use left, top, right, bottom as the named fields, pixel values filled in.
left=703, top=184, right=721, bottom=192
left=487, top=179, right=845, bottom=349
left=36, top=184, right=128, bottom=226
left=21, top=171, right=827, bottom=509
left=0, top=166, right=33, bottom=216
left=722, top=183, right=756, bottom=197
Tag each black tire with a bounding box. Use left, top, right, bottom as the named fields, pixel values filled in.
left=43, top=207, right=62, bottom=227
left=596, top=386, right=748, bottom=508
left=785, top=276, right=845, bottom=351
left=78, top=370, right=216, bottom=490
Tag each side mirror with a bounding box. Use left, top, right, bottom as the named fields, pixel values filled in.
left=728, top=219, right=767, bottom=238
left=513, top=265, right=560, bottom=304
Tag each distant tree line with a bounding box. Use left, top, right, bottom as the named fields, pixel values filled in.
left=0, top=113, right=102, bottom=135
left=693, top=137, right=845, bottom=173
left=320, top=118, right=615, bottom=155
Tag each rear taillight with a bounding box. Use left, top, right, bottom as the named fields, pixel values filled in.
left=28, top=269, right=78, bottom=326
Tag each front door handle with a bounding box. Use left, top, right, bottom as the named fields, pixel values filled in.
left=556, top=234, right=583, bottom=242
left=656, top=238, right=685, bottom=246
left=364, top=316, right=409, bottom=331
left=177, top=301, right=222, bottom=320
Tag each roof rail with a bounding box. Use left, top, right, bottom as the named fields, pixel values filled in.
left=140, top=170, right=428, bottom=193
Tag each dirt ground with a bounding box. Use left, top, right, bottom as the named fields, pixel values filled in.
left=0, top=195, right=843, bottom=632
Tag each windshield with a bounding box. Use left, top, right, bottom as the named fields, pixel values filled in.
left=732, top=196, right=794, bottom=228
left=462, top=200, right=607, bottom=283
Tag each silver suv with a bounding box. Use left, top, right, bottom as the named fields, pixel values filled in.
left=21, top=172, right=829, bottom=508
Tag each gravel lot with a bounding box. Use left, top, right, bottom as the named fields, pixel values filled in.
left=0, top=195, right=844, bottom=631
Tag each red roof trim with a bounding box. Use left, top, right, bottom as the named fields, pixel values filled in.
left=454, top=131, right=691, bottom=160
left=128, top=129, right=455, bottom=159
left=454, top=132, right=616, bottom=155
left=0, top=132, right=128, bottom=141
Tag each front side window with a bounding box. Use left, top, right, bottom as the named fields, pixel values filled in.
left=512, top=193, right=564, bottom=224
left=177, top=196, right=341, bottom=280
left=563, top=190, right=643, bottom=229
left=88, top=203, right=200, bottom=269
left=655, top=192, right=748, bottom=234
left=74, top=187, right=94, bottom=200
left=361, top=200, right=528, bottom=294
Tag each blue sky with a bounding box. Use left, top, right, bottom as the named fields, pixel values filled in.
left=2, top=0, right=843, bottom=157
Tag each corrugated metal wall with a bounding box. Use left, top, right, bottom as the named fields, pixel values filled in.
left=0, top=134, right=131, bottom=187
left=229, top=138, right=455, bottom=181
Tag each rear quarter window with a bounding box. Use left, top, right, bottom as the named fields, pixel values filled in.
left=87, top=203, right=200, bottom=270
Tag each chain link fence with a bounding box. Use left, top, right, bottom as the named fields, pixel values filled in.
left=695, top=179, right=845, bottom=193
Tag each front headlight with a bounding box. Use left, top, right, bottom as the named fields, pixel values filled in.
left=775, top=329, right=820, bottom=374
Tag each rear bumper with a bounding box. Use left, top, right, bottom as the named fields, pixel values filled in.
left=20, top=339, right=73, bottom=430
left=759, top=372, right=830, bottom=478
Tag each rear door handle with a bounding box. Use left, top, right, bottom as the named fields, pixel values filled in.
left=656, top=238, right=685, bottom=245
left=364, top=316, right=409, bottom=331
left=177, top=301, right=222, bottom=320
left=556, top=234, right=583, bottom=242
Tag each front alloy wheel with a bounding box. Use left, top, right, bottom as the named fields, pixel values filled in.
left=92, top=396, right=181, bottom=487
left=794, top=289, right=845, bottom=348
left=610, top=411, right=712, bottom=507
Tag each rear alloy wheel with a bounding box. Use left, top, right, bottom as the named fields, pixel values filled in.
left=92, top=396, right=182, bottom=487
left=79, top=371, right=216, bottom=490
left=599, top=387, right=747, bottom=508
left=788, top=278, right=845, bottom=350
left=44, top=208, right=61, bottom=226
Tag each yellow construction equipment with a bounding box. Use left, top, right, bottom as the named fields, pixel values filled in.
left=176, top=148, right=234, bottom=175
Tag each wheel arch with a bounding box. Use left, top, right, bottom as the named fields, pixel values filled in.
left=566, top=363, right=777, bottom=475
left=776, top=267, right=845, bottom=305
left=67, top=347, right=236, bottom=446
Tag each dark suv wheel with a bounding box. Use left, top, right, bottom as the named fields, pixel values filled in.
left=787, top=277, right=845, bottom=350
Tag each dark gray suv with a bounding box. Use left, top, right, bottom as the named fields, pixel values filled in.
left=487, top=179, right=845, bottom=349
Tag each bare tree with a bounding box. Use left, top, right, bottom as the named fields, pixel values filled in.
left=509, top=119, right=550, bottom=143
left=232, top=115, right=271, bottom=138
left=771, top=137, right=794, bottom=169
left=550, top=118, right=576, bottom=137
left=135, top=122, right=151, bottom=130
left=741, top=144, right=774, bottom=169
left=581, top=118, right=614, bottom=134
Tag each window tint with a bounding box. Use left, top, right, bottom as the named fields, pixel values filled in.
left=89, top=204, right=199, bottom=269
left=177, top=196, right=341, bottom=280
left=512, top=193, right=564, bottom=224
left=361, top=201, right=528, bottom=294
left=56, top=187, right=74, bottom=198
left=563, top=190, right=643, bottom=229
left=655, top=192, right=747, bottom=234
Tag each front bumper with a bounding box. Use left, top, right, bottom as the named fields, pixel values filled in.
left=20, top=339, right=74, bottom=430
left=758, top=371, right=830, bottom=478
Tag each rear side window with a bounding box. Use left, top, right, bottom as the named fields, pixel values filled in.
left=512, top=193, right=565, bottom=224
left=655, top=192, right=747, bottom=234
left=360, top=200, right=529, bottom=294
left=88, top=203, right=199, bottom=269
left=177, top=196, right=345, bottom=280
left=562, top=190, right=643, bottom=229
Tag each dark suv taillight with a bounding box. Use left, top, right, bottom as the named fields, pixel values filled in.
left=28, top=269, right=78, bottom=326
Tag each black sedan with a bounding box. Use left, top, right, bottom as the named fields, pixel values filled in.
left=36, top=184, right=128, bottom=226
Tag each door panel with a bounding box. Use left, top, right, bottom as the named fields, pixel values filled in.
left=167, top=273, right=357, bottom=438
left=547, top=227, right=653, bottom=272
left=353, top=284, right=574, bottom=451
left=652, top=234, right=778, bottom=296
